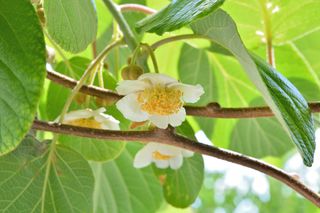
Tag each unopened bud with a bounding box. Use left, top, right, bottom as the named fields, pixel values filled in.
left=121, top=65, right=143, bottom=80
left=95, top=97, right=118, bottom=107
left=37, top=6, right=46, bottom=26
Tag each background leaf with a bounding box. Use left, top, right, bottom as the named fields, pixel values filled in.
left=91, top=143, right=163, bottom=213
left=191, top=9, right=315, bottom=166
left=0, top=137, right=94, bottom=212
left=44, top=0, right=97, bottom=53
left=0, top=0, right=45, bottom=155
left=136, top=0, right=224, bottom=35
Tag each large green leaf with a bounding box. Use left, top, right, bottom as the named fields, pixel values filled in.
left=178, top=43, right=217, bottom=137
left=230, top=98, right=293, bottom=158
left=91, top=143, right=163, bottom=213
left=191, top=9, right=315, bottom=166
left=43, top=0, right=97, bottom=53
left=135, top=0, right=224, bottom=35
left=47, top=57, right=125, bottom=162
left=0, top=137, right=94, bottom=212
left=222, top=0, right=320, bottom=47
left=153, top=121, right=204, bottom=208
left=0, top=0, right=45, bottom=155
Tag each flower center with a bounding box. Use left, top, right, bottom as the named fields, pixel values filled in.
left=137, top=85, right=183, bottom=115
left=152, top=151, right=174, bottom=160
left=65, top=118, right=102, bottom=129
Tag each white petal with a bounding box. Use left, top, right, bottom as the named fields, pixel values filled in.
left=170, top=83, right=204, bottom=103
left=156, top=143, right=181, bottom=156
left=116, top=80, right=148, bottom=95
left=138, top=73, right=177, bottom=85
left=56, top=109, right=93, bottom=122
left=149, top=115, right=169, bottom=129
left=182, top=149, right=194, bottom=158
left=154, top=160, right=170, bottom=169
left=169, top=155, right=183, bottom=170
left=133, top=146, right=153, bottom=168
left=116, top=94, right=148, bottom=122
left=168, top=108, right=186, bottom=127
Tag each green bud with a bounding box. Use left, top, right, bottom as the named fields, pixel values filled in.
left=121, top=65, right=143, bottom=80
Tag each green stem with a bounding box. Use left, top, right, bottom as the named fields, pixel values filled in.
left=58, top=39, right=123, bottom=123
left=150, top=34, right=207, bottom=50
left=141, top=43, right=159, bottom=73
left=98, top=63, right=105, bottom=88
left=103, top=0, right=137, bottom=50
left=259, top=0, right=275, bottom=67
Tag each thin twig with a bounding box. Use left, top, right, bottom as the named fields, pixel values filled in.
left=32, top=119, right=320, bottom=207
left=46, top=68, right=320, bottom=118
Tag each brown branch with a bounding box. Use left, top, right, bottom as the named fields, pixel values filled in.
left=32, top=119, right=320, bottom=207
left=119, top=3, right=156, bottom=15
left=46, top=68, right=320, bottom=118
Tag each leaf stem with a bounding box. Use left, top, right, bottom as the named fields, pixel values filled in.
left=58, top=39, right=123, bottom=123
left=150, top=34, right=208, bottom=50
left=141, top=43, right=159, bottom=73
left=119, top=3, right=156, bottom=15
left=103, top=0, right=137, bottom=50
left=259, top=0, right=275, bottom=67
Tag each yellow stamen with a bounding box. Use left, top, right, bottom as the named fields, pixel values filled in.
left=152, top=151, right=173, bottom=160
left=137, top=85, right=183, bottom=115
left=65, top=118, right=102, bottom=129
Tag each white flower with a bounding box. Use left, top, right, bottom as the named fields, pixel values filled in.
left=116, top=73, right=204, bottom=129
left=133, top=142, right=194, bottom=170
left=56, top=107, right=120, bottom=130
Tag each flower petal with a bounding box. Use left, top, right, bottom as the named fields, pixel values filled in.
left=56, top=109, right=93, bottom=122
left=116, top=94, right=148, bottom=122
left=156, top=143, right=181, bottom=156
left=116, top=80, right=148, bottom=95
left=182, top=149, right=194, bottom=158
left=169, top=155, right=183, bottom=170
left=133, top=146, right=153, bottom=168
left=170, top=83, right=204, bottom=103
left=138, top=73, right=177, bottom=85
left=154, top=159, right=170, bottom=169
left=168, top=108, right=186, bottom=127
left=149, top=115, right=169, bottom=129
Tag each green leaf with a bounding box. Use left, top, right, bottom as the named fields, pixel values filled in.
left=178, top=43, right=217, bottom=137
left=47, top=57, right=125, bottom=162
left=44, top=0, right=97, bottom=53
left=254, top=54, right=315, bottom=165
left=191, top=9, right=315, bottom=166
left=135, top=0, right=225, bottom=35
left=0, top=136, right=94, bottom=212
left=153, top=121, right=204, bottom=208
left=222, top=0, right=320, bottom=47
left=91, top=143, right=163, bottom=213
left=230, top=98, right=293, bottom=158
left=0, top=0, right=45, bottom=155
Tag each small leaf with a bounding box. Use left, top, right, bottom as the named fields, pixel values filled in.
left=191, top=9, right=315, bottom=166
left=154, top=121, right=204, bottom=208
left=91, top=143, right=163, bottom=213
left=0, top=0, right=45, bottom=155
left=136, top=0, right=225, bottom=35
left=0, top=137, right=94, bottom=212
left=44, top=0, right=97, bottom=53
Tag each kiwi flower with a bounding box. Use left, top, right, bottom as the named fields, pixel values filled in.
left=56, top=108, right=120, bottom=130
left=133, top=142, right=194, bottom=170
left=116, top=73, right=204, bottom=129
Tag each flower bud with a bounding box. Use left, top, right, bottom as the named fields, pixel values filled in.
left=121, top=65, right=143, bottom=80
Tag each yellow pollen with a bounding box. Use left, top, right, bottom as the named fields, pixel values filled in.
left=137, top=85, right=183, bottom=115
left=65, top=118, right=102, bottom=129
left=152, top=151, right=174, bottom=160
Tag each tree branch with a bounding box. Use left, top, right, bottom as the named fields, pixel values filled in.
left=46, top=68, right=320, bottom=118
left=32, top=119, right=320, bottom=207
left=119, top=3, right=156, bottom=15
